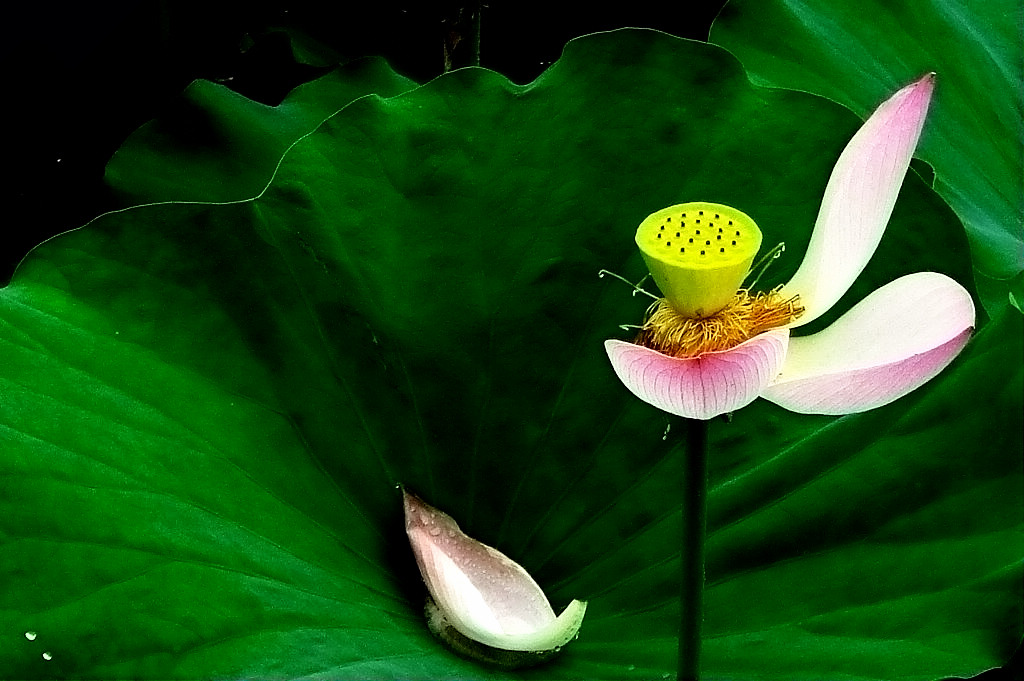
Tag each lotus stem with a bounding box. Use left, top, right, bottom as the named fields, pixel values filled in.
left=679, top=417, right=709, bottom=681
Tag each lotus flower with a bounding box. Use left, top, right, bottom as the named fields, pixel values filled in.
left=403, top=491, right=587, bottom=667
left=605, top=74, right=975, bottom=420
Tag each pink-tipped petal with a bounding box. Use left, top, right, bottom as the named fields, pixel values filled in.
left=783, top=74, right=935, bottom=326
left=762, top=272, right=974, bottom=414
left=404, top=491, right=586, bottom=652
left=604, top=329, right=789, bottom=420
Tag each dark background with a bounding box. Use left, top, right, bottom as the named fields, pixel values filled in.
left=0, top=2, right=1018, bottom=679
left=1, top=1, right=722, bottom=281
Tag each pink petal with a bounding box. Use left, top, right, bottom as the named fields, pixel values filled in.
left=783, top=74, right=935, bottom=326
left=403, top=491, right=586, bottom=651
left=604, top=330, right=789, bottom=420
left=762, top=272, right=974, bottom=414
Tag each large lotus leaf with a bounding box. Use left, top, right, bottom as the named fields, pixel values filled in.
left=2, top=29, right=1019, bottom=680
left=104, top=56, right=417, bottom=205
left=710, top=0, right=1023, bottom=314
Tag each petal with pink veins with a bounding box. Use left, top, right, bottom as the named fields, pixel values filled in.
left=783, top=73, right=935, bottom=327
left=604, top=329, right=790, bottom=420
left=762, top=272, right=975, bottom=414
left=403, top=491, right=586, bottom=653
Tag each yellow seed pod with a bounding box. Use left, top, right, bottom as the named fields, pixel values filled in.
left=635, top=202, right=762, bottom=317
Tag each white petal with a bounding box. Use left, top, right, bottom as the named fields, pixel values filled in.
left=783, top=74, right=935, bottom=326
left=605, top=330, right=789, bottom=420
left=404, top=491, right=586, bottom=652
left=762, top=272, right=974, bottom=414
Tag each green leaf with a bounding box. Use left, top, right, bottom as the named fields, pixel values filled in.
left=1008, top=270, right=1024, bottom=314
left=710, top=0, right=1024, bottom=315
left=1, top=29, right=1018, bottom=680
left=104, top=57, right=417, bottom=205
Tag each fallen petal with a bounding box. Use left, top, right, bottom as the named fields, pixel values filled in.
left=403, top=491, right=586, bottom=657
left=783, top=73, right=935, bottom=326
left=762, top=271, right=974, bottom=414
left=604, top=329, right=789, bottom=420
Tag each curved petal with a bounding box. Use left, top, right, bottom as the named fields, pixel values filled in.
left=783, top=73, right=935, bottom=326
left=604, top=329, right=789, bottom=420
left=762, top=271, right=974, bottom=414
left=404, top=491, right=586, bottom=652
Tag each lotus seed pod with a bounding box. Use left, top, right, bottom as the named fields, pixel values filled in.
left=635, top=202, right=762, bottom=317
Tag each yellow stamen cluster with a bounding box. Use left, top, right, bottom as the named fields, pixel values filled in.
left=636, top=286, right=804, bottom=358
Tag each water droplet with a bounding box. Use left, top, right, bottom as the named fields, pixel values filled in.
left=24, top=632, right=36, bottom=641
left=446, top=529, right=456, bottom=538
left=628, top=664, right=636, bottom=671
left=429, top=526, right=442, bottom=536
left=42, top=652, right=53, bottom=661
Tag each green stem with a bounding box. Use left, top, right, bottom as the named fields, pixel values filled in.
left=469, top=1, right=481, bottom=67
left=679, top=417, right=709, bottom=681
